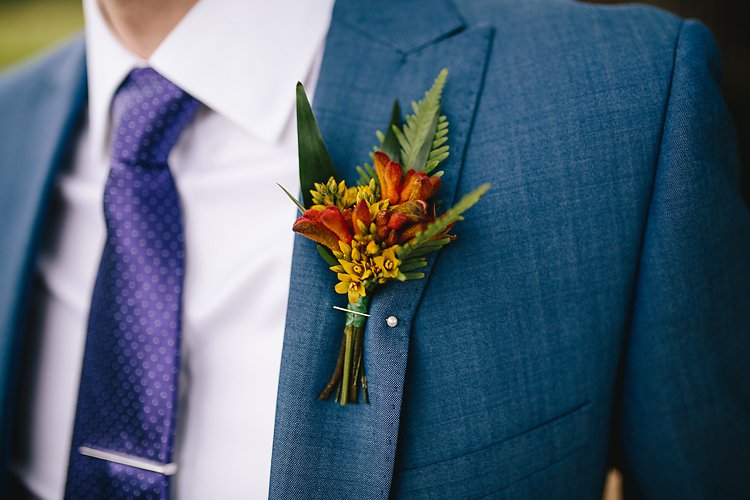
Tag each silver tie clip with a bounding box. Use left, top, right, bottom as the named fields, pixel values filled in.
left=79, top=446, right=178, bottom=476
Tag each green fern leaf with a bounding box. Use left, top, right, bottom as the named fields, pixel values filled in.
left=397, top=271, right=426, bottom=281
left=397, top=69, right=448, bottom=172
left=399, top=258, right=428, bottom=272
left=397, top=183, right=490, bottom=261
left=406, top=237, right=452, bottom=258
left=356, top=163, right=374, bottom=186
left=423, top=115, right=450, bottom=174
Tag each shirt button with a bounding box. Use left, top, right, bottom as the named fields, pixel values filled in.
left=386, top=316, right=398, bottom=328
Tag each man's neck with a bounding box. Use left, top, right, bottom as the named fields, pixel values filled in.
left=98, top=0, right=197, bottom=59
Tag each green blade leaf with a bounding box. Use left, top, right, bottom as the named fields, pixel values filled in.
left=317, top=245, right=339, bottom=267
left=277, top=183, right=305, bottom=214
left=379, top=100, right=402, bottom=162
left=296, top=82, right=338, bottom=208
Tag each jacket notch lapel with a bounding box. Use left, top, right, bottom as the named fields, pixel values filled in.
left=271, top=2, right=494, bottom=497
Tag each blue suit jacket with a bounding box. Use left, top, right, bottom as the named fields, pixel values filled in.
left=1, top=1, right=748, bottom=498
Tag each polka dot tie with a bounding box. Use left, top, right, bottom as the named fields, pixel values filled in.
left=65, top=68, right=198, bottom=499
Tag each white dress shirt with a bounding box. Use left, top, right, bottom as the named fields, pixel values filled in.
left=10, top=0, right=334, bottom=498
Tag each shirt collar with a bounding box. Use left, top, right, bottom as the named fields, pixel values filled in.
left=84, top=0, right=334, bottom=160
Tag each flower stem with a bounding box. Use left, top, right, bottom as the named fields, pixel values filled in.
left=349, top=326, right=360, bottom=403
left=361, top=373, right=369, bottom=404
left=319, top=296, right=370, bottom=405
left=318, top=332, right=346, bottom=400
left=340, top=325, right=354, bottom=405
left=350, top=326, right=366, bottom=403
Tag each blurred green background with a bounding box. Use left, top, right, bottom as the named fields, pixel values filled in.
left=0, top=0, right=83, bottom=69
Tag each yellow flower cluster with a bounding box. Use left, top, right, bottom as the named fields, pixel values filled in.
left=310, top=177, right=378, bottom=211
left=306, top=177, right=404, bottom=303
left=331, top=239, right=401, bottom=303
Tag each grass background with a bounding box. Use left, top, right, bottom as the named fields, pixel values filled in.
left=0, top=0, right=83, bottom=70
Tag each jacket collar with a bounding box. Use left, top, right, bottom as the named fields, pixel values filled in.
left=270, top=0, right=494, bottom=496
left=83, top=0, right=334, bottom=156
left=335, top=0, right=465, bottom=53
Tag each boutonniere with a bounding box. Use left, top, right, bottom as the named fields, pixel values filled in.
left=281, top=69, right=489, bottom=406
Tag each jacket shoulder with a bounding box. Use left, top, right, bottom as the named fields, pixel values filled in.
left=457, top=0, right=684, bottom=71
left=454, top=0, right=693, bottom=155
left=0, top=34, right=85, bottom=168
left=0, top=34, right=86, bottom=103
left=458, top=0, right=682, bottom=36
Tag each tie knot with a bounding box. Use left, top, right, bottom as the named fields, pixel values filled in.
left=111, top=67, right=199, bottom=166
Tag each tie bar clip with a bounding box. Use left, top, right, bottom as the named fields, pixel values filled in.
left=79, top=446, right=178, bottom=476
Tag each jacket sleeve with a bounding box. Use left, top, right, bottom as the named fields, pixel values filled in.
left=617, top=19, right=750, bottom=498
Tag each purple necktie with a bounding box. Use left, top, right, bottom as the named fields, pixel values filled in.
left=65, top=68, right=198, bottom=499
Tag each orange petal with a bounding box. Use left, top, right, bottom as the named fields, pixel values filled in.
left=392, top=200, right=428, bottom=222
left=399, top=169, right=423, bottom=202
left=293, top=210, right=341, bottom=251
left=399, top=170, right=442, bottom=202
left=422, top=176, right=442, bottom=200
left=318, top=206, right=353, bottom=244
left=385, top=229, right=399, bottom=247
left=352, top=199, right=371, bottom=236
left=387, top=212, right=410, bottom=230
left=398, top=222, right=427, bottom=243
left=341, top=207, right=353, bottom=227
left=374, top=151, right=403, bottom=204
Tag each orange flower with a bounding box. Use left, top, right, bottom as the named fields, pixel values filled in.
left=374, top=152, right=441, bottom=205
left=387, top=212, right=410, bottom=231
left=293, top=207, right=352, bottom=252
left=397, top=223, right=427, bottom=243
left=351, top=199, right=371, bottom=236
left=374, top=209, right=391, bottom=240
left=383, top=200, right=428, bottom=231
left=374, top=151, right=402, bottom=204
left=400, top=169, right=442, bottom=203
left=392, top=200, right=428, bottom=222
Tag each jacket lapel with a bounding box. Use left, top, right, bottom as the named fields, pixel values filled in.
left=270, top=1, right=493, bottom=497
left=0, top=37, right=87, bottom=478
